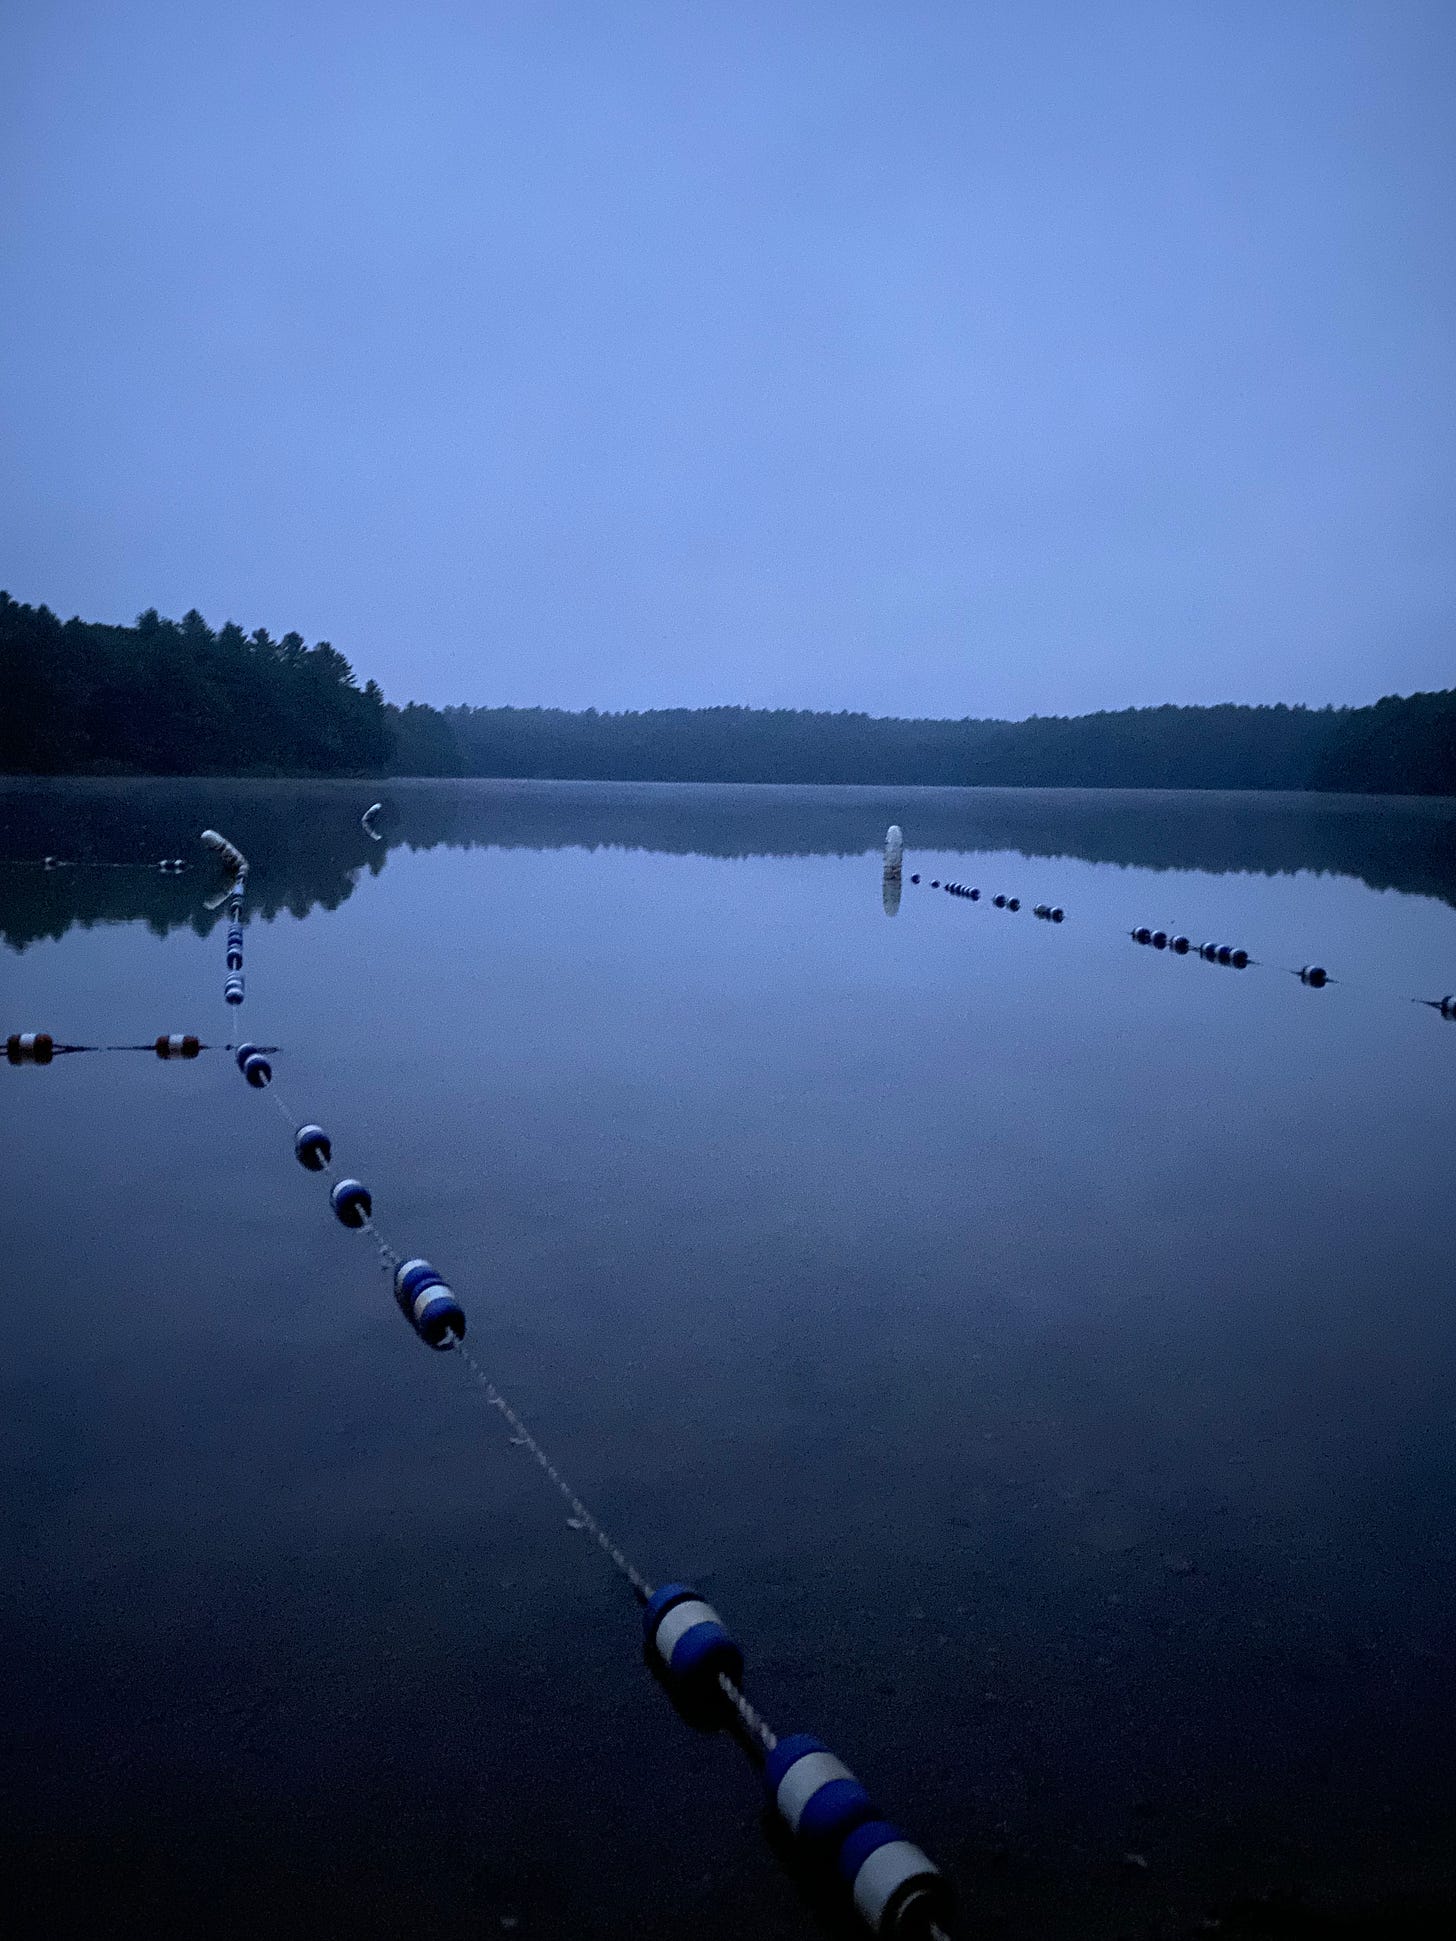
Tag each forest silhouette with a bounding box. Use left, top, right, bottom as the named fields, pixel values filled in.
left=4, top=591, right=1451, bottom=795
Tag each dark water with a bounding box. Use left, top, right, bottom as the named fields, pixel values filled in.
left=3, top=778, right=1454, bottom=1940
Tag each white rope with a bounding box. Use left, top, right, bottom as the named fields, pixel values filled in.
left=453, top=1337, right=653, bottom=1603
left=717, top=1670, right=778, bottom=1756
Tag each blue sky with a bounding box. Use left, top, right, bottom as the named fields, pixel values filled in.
left=2, top=1, right=1452, bottom=716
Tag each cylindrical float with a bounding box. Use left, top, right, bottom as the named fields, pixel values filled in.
left=330, top=1179, right=372, bottom=1227
left=155, top=1034, right=201, bottom=1059
left=6, top=1032, right=55, bottom=1065
left=224, top=975, right=245, bottom=1005
left=641, top=1583, right=743, bottom=1703
left=294, top=1124, right=332, bottom=1171
left=200, top=829, right=250, bottom=877
left=836, top=1820, right=954, bottom=1937
left=764, top=1734, right=877, bottom=1857
left=392, top=1259, right=466, bottom=1348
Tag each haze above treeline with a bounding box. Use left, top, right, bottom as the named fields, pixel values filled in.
left=3, top=593, right=1452, bottom=797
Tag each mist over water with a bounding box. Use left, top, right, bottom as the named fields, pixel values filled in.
left=3, top=779, right=1454, bottom=1939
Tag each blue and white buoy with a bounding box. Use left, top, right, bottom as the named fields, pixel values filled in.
left=392, top=1259, right=466, bottom=1348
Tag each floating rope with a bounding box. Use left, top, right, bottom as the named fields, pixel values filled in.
left=455, top=1339, right=652, bottom=1603
left=0, top=856, right=189, bottom=872
left=3, top=1037, right=275, bottom=1064
left=215, top=828, right=958, bottom=1938
left=910, top=875, right=1064, bottom=920
left=201, top=830, right=250, bottom=1009
left=900, top=831, right=1449, bottom=1026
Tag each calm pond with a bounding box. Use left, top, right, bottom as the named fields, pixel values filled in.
left=3, top=778, right=1454, bottom=1939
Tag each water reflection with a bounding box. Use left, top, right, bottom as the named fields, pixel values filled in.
left=3, top=776, right=1454, bottom=951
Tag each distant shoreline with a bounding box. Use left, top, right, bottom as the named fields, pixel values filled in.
left=1, top=773, right=1453, bottom=803
left=4, top=591, right=1453, bottom=795
left=3, top=770, right=1453, bottom=800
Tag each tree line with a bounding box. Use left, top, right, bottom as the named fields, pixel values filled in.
left=3, top=591, right=1451, bottom=794
left=0, top=593, right=390, bottom=775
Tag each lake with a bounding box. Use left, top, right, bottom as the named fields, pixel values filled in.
left=3, top=777, right=1454, bottom=1940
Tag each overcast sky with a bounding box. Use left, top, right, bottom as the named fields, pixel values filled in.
left=2, top=2, right=1452, bottom=717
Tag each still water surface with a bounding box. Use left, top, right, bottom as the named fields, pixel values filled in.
left=3, top=779, right=1454, bottom=1939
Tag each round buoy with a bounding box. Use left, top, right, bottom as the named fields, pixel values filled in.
left=393, top=1259, right=466, bottom=1348
left=330, top=1179, right=372, bottom=1228
left=242, top=1053, right=272, bottom=1088
left=1132, top=927, right=1151, bottom=945
left=909, top=873, right=920, bottom=885
left=1051, top=907, right=1064, bottom=922
left=1199, top=942, right=1218, bottom=961
left=1216, top=945, right=1234, bottom=966
left=993, top=894, right=1006, bottom=909
left=1171, top=935, right=1190, bottom=954
left=1007, top=898, right=1020, bottom=912
left=1300, top=964, right=1328, bottom=988
left=224, top=976, right=244, bottom=1005
left=1230, top=948, right=1249, bottom=969
left=294, top=1124, right=332, bottom=1171
left=1152, top=930, right=1168, bottom=949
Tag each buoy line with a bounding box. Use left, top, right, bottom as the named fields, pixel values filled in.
left=1, top=855, right=190, bottom=871
left=4, top=1034, right=272, bottom=1063
left=208, top=828, right=956, bottom=1940
left=896, top=836, right=1452, bottom=1024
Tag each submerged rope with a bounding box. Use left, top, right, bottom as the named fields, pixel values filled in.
left=454, top=1338, right=653, bottom=1604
